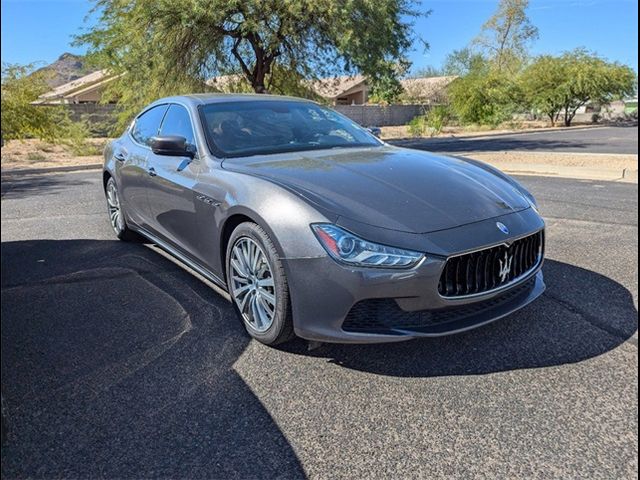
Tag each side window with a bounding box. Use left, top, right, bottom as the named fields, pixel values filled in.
left=131, top=105, right=168, bottom=146
left=158, top=104, right=195, bottom=145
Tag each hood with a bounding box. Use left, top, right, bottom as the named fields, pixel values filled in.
left=221, top=146, right=531, bottom=234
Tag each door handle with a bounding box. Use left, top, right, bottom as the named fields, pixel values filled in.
left=114, top=151, right=127, bottom=162
left=148, top=167, right=157, bottom=177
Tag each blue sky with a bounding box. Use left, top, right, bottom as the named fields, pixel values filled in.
left=1, top=0, right=638, bottom=73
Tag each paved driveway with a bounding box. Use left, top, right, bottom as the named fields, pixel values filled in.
left=392, top=125, right=639, bottom=154
left=1, top=171, right=638, bottom=479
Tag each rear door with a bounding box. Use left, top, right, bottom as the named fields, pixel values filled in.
left=117, top=104, right=168, bottom=228
left=145, top=103, right=202, bottom=257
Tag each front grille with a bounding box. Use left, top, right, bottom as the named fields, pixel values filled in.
left=343, top=278, right=536, bottom=334
left=438, top=230, right=544, bottom=298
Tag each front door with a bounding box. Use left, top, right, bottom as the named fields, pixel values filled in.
left=145, top=104, right=202, bottom=258
left=119, top=103, right=169, bottom=229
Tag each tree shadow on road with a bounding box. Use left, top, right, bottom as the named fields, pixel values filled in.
left=1, top=173, right=94, bottom=200
left=1, top=239, right=304, bottom=479
left=283, top=259, right=638, bottom=377
left=393, top=137, right=596, bottom=153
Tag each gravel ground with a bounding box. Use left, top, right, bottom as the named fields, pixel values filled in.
left=0, top=138, right=106, bottom=170
left=1, top=171, right=638, bottom=479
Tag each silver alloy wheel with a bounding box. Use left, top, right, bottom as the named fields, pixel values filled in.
left=106, top=178, right=125, bottom=235
left=229, top=237, right=277, bottom=333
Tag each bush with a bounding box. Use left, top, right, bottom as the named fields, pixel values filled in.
left=408, top=106, right=452, bottom=137
left=27, top=152, right=46, bottom=162
left=1, top=64, right=90, bottom=145
left=408, top=115, right=428, bottom=137
left=61, top=121, right=94, bottom=156
left=448, top=68, right=520, bottom=127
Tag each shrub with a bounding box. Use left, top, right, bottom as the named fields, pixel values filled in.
left=1, top=64, right=91, bottom=145
left=408, top=115, right=428, bottom=137
left=448, top=66, right=520, bottom=127
left=27, top=152, right=46, bottom=162
left=408, top=105, right=452, bottom=137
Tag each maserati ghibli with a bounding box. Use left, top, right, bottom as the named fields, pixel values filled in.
left=103, top=94, right=545, bottom=345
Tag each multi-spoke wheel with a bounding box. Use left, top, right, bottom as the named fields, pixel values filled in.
left=105, top=176, right=138, bottom=241
left=226, top=222, right=294, bottom=345
left=230, top=237, right=277, bottom=332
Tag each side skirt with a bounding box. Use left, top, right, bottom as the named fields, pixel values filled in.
left=133, top=225, right=229, bottom=292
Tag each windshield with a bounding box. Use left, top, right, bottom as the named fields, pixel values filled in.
left=200, top=100, right=381, bottom=158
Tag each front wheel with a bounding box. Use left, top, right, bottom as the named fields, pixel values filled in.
left=226, top=222, right=295, bottom=345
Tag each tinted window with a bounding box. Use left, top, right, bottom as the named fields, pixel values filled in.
left=131, top=105, right=168, bottom=145
left=159, top=104, right=195, bottom=145
left=200, top=101, right=380, bottom=157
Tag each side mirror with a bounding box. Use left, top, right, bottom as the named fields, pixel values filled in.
left=150, top=136, right=194, bottom=157
left=367, top=126, right=382, bottom=138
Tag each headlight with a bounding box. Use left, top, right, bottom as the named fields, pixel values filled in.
left=311, top=224, right=424, bottom=268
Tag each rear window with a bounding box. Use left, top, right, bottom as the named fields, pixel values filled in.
left=200, top=100, right=380, bottom=158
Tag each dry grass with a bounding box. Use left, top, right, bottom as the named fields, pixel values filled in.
left=1, top=138, right=111, bottom=170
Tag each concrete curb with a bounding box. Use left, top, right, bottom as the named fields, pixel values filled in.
left=622, top=168, right=639, bottom=183
left=476, top=150, right=638, bottom=158
left=1, top=163, right=102, bottom=176
left=491, top=162, right=638, bottom=183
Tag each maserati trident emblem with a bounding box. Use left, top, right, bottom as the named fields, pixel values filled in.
left=496, top=222, right=509, bottom=234
left=498, top=252, right=513, bottom=283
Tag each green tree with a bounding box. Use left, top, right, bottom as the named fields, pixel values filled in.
left=368, top=61, right=410, bottom=104
left=448, top=61, right=521, bottom=126
left=411, top=65, right=444, bottom=78
left=442, top=48, right=485, bottom=76
left=523, top=49, right=637, bottom=126
left=473, top=0, right=538, bottom=73
left=1, top=64, right=84, bottom=143
left=77, top=0, right=425, bottom=125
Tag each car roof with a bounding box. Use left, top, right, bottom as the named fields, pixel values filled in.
left=156, top=93, right=316, bottom=107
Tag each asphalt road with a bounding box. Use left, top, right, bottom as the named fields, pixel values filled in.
left=392, top=125, right=639, bottom=154
left=1, top=170, right=638, bottom=479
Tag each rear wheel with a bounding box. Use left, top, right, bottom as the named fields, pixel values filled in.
left=226, top=222, right=295, bottom=345
left=105, top=176, right=138, bottom=241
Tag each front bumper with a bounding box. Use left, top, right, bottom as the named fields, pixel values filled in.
left=284, top=250, right=544, bottom=343
left=284, top=207, right=546, bottom=344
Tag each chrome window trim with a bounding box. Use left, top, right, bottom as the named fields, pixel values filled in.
left=128, top=103, right=170, bottom=149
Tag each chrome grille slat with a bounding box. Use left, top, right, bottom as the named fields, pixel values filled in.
left=438, top=230, right=544, bottom=298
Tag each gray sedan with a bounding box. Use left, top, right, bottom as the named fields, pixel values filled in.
left=103, top=94, right=545, bottom=345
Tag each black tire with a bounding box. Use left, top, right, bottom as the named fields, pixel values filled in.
left=226, top=222, right=295, bottom=346
left=105, top=176, right=140, bottom=242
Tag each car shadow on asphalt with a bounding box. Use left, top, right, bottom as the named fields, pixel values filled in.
left=1, top=240, right=637, bottom=477
left=1, top=239, right=304, bottom=478
left=285, top=259, right=638, bottom=377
